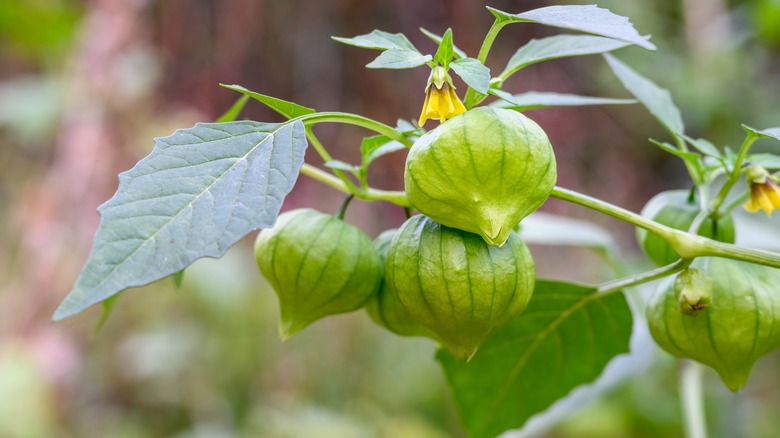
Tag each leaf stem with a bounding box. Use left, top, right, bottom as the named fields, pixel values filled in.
left=596, top=259, right=687, bottom=295
left=296, top=112, right=413, bottom=147
left=680, top=360, right=708, bottom=438
left=464, top=18, right=507, bottom=108
left=299, top=163, right=410, bottom=207
left=305, top=127, right=358, bottom=192
left=709, top=133, right=757, bottom=215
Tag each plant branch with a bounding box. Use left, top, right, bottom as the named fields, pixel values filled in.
left=596, top=259, right=687, bottom=295
left=299, top=164, right=410, bottom=207
left=296, top=112, right=412, bottom=147
left=305, top=127, right=358, bottom=192
left=464, top=18, right=507, bottom=108
left=551, top=186, right=780, bottom=269
left=710, top=133, right=757, bottom=214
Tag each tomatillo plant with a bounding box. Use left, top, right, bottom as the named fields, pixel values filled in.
left=54, top=4, right=780, bottom=438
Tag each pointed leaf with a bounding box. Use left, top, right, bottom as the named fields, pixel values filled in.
left=433, top=28, right=454, bottom=68
left=450, top=57, right=490, bottom=94
left=216, top=95, right=249, bottom=123
left=742, top=125, right=780, bottom=141
left=490, top=89, right=635, bottom=111
left=420, top=27, right=467, bottom=59
left=650, top=138, right=700, bottom=161
left=220, top=84, right=315, bottom=119
left=501, top=34, right=631, bottom=79
left=332, top=30, right=417, bottom=51
left=439, top=281, right=632, bottom=438
left=53, top=120, right=308, bottom=320
left=604, top=54, right=684, bottom=136
left=488, top=5, right=656, bottom=50
left=366, top=49, right=432, bottom=69
left=679, top=134, right=721, bottom=158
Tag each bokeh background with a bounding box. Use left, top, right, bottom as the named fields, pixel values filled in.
left=2, top=0, right=780, bottom=437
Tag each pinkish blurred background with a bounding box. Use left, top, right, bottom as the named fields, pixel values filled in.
left=2, top=0, right=780, bottom=436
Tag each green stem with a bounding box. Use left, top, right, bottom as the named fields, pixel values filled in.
left=464, top=19, right=507, bottom=108
left=551, top=186, right=780, bottom=269
left=596, top=259, right=687, bottom=295
left=337, top=194, right=354, bottom=220
left=710, top=133, right=757, bottom=214
left=296, top=112, right=412, bottom=147
left=305, top=127, right=358, bottom=192
left=680, top=360, right=708, bottom=438
left=299, top=163, right=410, bottom=207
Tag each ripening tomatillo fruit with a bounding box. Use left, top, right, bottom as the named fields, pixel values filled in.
left=405, top=107, right=556, bottom=247
left=254, top=209, right=382, bottom=339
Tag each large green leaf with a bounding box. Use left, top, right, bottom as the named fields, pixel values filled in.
left=438, top=280, right=632, bottom=438
left=488, top=5, right=655, bottom=50
left=604, top=54, right=685, bottom=136
left=490, top=90, right=635, bottom=111
left=53, top=120, right=308, bottom=320
left=500, top=34, right=631, bottom=80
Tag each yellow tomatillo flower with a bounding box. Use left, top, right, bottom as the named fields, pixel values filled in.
left=418, top=65, right=466, bottom=126
left=743, top=165, right=780, bottom=216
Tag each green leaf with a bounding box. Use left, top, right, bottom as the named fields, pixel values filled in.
left=333, top=30, right=430, bottom=70
left=324, top=159, right=359, bottom=173
left=742, top=125, right=780, bottom=141
left=220, top=84, right=315, bottom=119
left=679, top=134, right=721, bottom=158
left=216, top=95, right=249, bottom=123
left=500, top=34, right=631, bottom=79
left=420, top=27, right=467, bottom=59
left=450, top=58, right=490, bottom=94
left=604, top=54, right=685, bottom=136
left=650, top=139, right=700, bottom=161
left=490, top=89, right=635, bottom=111
left=366, top=49, right=432, bottom=69
left=433, top=28, right=454, bottom=68
left=332, top=30, right=417, bottom=51
left=53, top=120, right=308, bottom=320
left=487, top=5, right=656, bottom=50
left=748, top=153, right=780, bottom=169
left=93, top=293, right=121, bottom=335
left=439, top=280, right=632, bottom=438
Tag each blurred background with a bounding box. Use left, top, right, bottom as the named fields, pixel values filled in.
left=2, top=0, right=780, bottom=437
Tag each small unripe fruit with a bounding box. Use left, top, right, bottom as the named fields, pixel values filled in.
left=384, top=214, right=535, bottom=360
left=255, top=209, right=382, bottom=338
left=365, top=229, right=439, bottom=340
left=647, top=257, right=780, bottom=391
